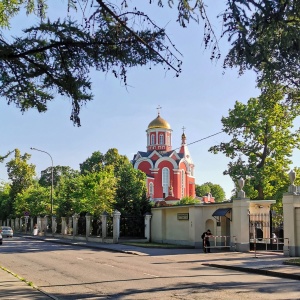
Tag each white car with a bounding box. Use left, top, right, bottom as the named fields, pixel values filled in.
left=0, top=226, right=13, bottom=238
left=0, top=233, right=2, bottom=245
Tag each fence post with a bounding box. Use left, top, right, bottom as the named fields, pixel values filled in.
left=30, top=218, right=34, bottom=234
left=43, top=216, right=49, bottom=234
left=61, top=217, right=66, bottom=235
left=52, top=215, right=57, bottom=234
left=144, top=212, right=152, bottom=241
left=72, top=213, right=79, bottom=237
left=68, top=217, right=73, bottom=235
left=113, top=210, right=121, bottom=243
left=85, top=214, right=91, bottom=239
left=101, top=211, right=109, bottom=240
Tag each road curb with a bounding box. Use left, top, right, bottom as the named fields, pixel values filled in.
left=0, top=265, right=59, bottom=299
left=203, top=263, right=300, bottom=281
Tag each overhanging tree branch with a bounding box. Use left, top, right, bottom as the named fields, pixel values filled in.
left=96, top=0, right=181, bottom=74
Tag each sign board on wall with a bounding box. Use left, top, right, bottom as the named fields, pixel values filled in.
left=177, top=213, right=189, bottom=220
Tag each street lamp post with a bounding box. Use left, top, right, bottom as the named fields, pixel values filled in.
left=30, top=147, right=54, bottom=215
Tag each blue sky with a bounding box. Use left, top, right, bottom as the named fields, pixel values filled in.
left=1, top=1, right=298, bottom=199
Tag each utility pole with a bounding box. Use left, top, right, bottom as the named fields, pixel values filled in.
left=30, top=147, right=54, bottom=215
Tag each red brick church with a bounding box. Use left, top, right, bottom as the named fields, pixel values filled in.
left=132, top=110, right=196, bottom=201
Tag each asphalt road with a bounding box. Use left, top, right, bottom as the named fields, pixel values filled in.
left=0, top=236, right=299, bottom=299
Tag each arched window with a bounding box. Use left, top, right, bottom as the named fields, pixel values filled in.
left=162, top=167, right=170, bottom=196
left=181, top=170, right=185, bottom=198
left=159, top=133, right=164, bottom=145
left=149, top=182, right=154, bottom=200
left=151, top=134, right=155, bottom=145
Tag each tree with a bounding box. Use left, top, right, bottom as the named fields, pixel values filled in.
left=14, top=182, right=50, bottom=217
left=114, top=163, right=150, bottom=216
left=0, top=150, right=15, bottom=163
left=209, top=183, right=226, bottom=202
left=222, top=0, right=300, bottom=93
left=209, top=86, right=300, bottom=200
left=55, top=166, right=116, bottom=217
left=39, top=165, right=79, bottom=187
left=196, top=182, right=226, bottom=202
left=0, top=1, right=183, bottom=126
left=5, top=149, right=36, bottom=216
left=3, top=1, right=300, bottom=125
left=195, top=184, right=210, bottom=197
left=80, top=152, right=104, bottom=174
left=81, top=149, right=150, bottom=216
left=104, top=148, right=129, bottom=174
left=0, top=182, right=11, bottom=220
left=80, top=149, right=128, bottom=175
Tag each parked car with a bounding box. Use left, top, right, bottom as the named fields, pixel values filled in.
left=0, top=233, right=2, bottom=245
left=0, top=226, right=13, bottom=238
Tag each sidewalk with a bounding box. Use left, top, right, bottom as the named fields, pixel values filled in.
left=1, top=234, right=299, bottom=299
left=0, top=266, right=55, bottom=299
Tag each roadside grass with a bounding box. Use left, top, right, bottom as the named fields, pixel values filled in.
left=283, top=258, right=300, bottom=266
left=121, top=242, right=194, bottom=249
left=0, top=266, right=36, bottom=287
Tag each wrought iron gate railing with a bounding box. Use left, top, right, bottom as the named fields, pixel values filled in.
left=249, top=211, right=284, bottom=251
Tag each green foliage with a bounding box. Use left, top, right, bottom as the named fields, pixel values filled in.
left=176, top=196, right=200, bottom=205
left=6, top=149, right=36, bottom=209
left=195, top=184, right=210, bottom=197
left=79, top=148, right=147, bottom=216
left=114, top=163, right=151, bottom=216
left=39, top=165, right=78, bottom=187
left=223, top=0, right=300, bottom=93
left=0, top=147, right=151, bottom=219
left=0, top=182, right=11, bottom=219
left=104, top=148, right=129, bottom=174
left=0, top=0, right=47, bottom=28
left=55, top=167, right=116, bottom=217
left=14, top=181, right=50, bottom=217
left=80, top=149, right=129, bottom=175
left=1, top=1, right=300, bottom=124
left=196, top=182, right=226, bottom=202
left=80, top=151, right=105, bottom=174
left=0, top=1, right=184, bottom=125
left=80, top=149, right=151, bottom=216
left=0, top=150, right=14, bottom=163
left=209, top=183, right=226, bottom=202
left=209, top=86, right=300, bottom=200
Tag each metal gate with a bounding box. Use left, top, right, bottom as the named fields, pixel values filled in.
left=119, top=215, right=145, bottom=238
left=249, top=211, right=284, bottom=251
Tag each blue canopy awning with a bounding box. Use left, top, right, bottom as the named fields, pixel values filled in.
left=212, top=208, right=232, bottom=221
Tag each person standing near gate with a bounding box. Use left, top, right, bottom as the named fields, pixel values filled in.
left=201, top=229, right=212, bottom=253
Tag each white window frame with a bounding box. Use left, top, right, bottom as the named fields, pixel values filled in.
left=151, top=134, right=155, bottom=145
left=162, top=167, right=170, bottom=196
left=159, top=133, right=164, bottom=145
left=181, top=170, right=185, bottom=198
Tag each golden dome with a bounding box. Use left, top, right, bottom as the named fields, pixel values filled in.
left=148, top=114, right=171, bottom=129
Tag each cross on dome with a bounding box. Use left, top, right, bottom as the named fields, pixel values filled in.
left=157, top=105, right=162, bottom=116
